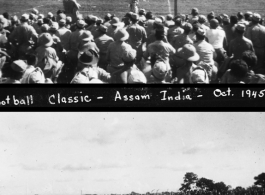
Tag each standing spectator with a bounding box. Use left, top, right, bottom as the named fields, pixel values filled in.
left=63, top=0, right=81, bottom=23
left=9, top=14, right=38, bottom=59
left=68, top=19, right=86, bottom=51
left=94, top=25, right=114, bottom=70
left=106, top=28, right=132, bottom=73
left=198, top=15, right=210, bottom=32
left=245, top=13, right=265, bottom=74
left=165, top=14, right=175, bottom=28
left=206, top=19, right=227, bottom=65
left=167, top=18, right=184, bottom=44
left=126, top=13, right=147, bottom=64
left=189, top=8, right=199, bottom=23
left=56, top=19, right=71, bottom=51
left=223, top=15, right=238, bottom=45
left=228, top=24, right=254, bottom=60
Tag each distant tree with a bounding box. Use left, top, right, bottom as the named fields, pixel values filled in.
left=179, top=172, right=198, bottom=192
left=214, top=182, right=229, bottom=193
left=254, top=173, right=265, bottom=188
left=196, top=177, right=215, bottom=191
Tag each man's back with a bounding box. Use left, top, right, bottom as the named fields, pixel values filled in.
left=10, top=23, right=38, bottom=45
left=194, top=40, right=215, bottom=64
left=167, top=26, right=184, bottom=44
left=228, top=36, right=254, bottom=59
left=68, top=29, right=84, bottom=51
left=206, top=29, right=226, bottom=49
left=56, top=27, right=71, bottom=50
left=223, top=24, right=237, bottom=45
left=95, top=34, right=114, bottom=54
left=245, top=24, right=265, bottom=49
left=126, top=23, right=147, bottom=49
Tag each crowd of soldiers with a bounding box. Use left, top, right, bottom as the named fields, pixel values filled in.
left=0, top=4, right=265, bottom=83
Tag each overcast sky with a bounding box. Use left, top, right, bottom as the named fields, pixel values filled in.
left=0, top=113, right=264, bottom=195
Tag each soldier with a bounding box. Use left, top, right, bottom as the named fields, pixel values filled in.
left=63, top=0, right=81, bottom=23
left=129, top=0, right=139, bottom=14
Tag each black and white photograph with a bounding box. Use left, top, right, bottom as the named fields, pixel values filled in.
left=0, top=0, right=265, bottom=84
left=1, top=112, right=265, bottom=195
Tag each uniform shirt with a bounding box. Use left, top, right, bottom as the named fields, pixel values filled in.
left=145, top=19, right=155, bottom=38
left=56, top=27, right=71, bottom=50
left=63, top=0, right=80, bottom=22
left=206, top=28, right=226, bottom=49
left=167, top=26, right=184, bottom=44
left=245, top=23, right=265, bottom=49
left=171, top=34, right=193, bottom=51
left=68, top=28, right=84, bottom=51
left=107, top=41, right=132, bottom=68
left=228, top=36, right=254, bottom=59
left=194, top=40, right=215, bottom=64
left=144, top=40, right=176, bottom=69
left=9, top=22, right=38, bottom=46
left=35, top=46, right=59, bottom=71
left=126, top=23, right=147, bottom=49
left=223, top=24, right=237, bottom=45
left=165, top=20, right=175, bottom=28
left=95, top=34, right=114, bottom=54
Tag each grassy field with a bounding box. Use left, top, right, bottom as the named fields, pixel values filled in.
left=0, top=0, right=264, bottom=18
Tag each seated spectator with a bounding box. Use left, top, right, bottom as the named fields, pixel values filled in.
left=172, top=44, right=200, bottom=84
left=221, top=59, right=254, bottom=83
left=1, top=60, right=27, bottom=83
left=147, top=60, right=170, bottom=84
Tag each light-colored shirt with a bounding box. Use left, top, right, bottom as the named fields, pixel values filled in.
left=95, top=34, right=114, bottom=54
left=107, top=41, right=133, bottom=68
left=126, top=23, right=147, bottom=49
left=194, top=40, right=215, bottom=64
left=56, top=27, right=71, bottom=50
left=206, top=29, right=226, bottom=49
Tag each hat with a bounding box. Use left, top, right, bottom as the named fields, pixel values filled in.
left=166, top=14, right=173, bottom=20
left=183, top=23, right=193, bottom=31
left=47, top=12, right=53, bottom=17
left=76, top=19, right=86, bottom=28
left=98, top=25, right=108, bottom=33
left=154, top=17, right=163, bottom=25
left=11, top=60, right=28, bottom=73
left=210, top=19, right=219, bottom=28
left=96, top=18, right=104, bottom=25
left=110, top=17, right=121, bottom=26
left=131, top=13, right=139, bottom=21
left=57, top=13, right=66, bottom=21
left=21, top=14, right=29, bottom=22
left=0, top=17, right=7, bottom=25
left=122, top=48, right=137, bottom=62
left=37, top=19, right=43, bottom=25
left=41, top=24, right=50, bottom=32
left=78, top=49, right=99, bottom=67
left=114, top=28, right=129, bottom=41
left=191, top=8, right=199, bottom=14
left=39, top=32, right=53, bottom=47
left=77, top=14, right=84, bottom=20
left=79, top=30, right=93, bottom=42
left=190, top=67, right=209, bottom=83
left=139, top=9, right=146, bottom=15
left=49, top=22, right=59, bottom=31
left=38, top=14, right=44, bottom=19
left=32, top=8, right=39, bottom=15
left=28, top=68, right=46, bottom=83
left=11, top=15, right=18, bottom=22
left=176, top=44, right=200, bottom=62
left=236, top=23, right=246, bottom=31
left=198, top=15, right=207, bottom=23
left=90, top=16, right=98, bottom=22
left=78, top=41, right=99, bottom=54
left=128, top=68, right=147, bottom=83
left=197, top=27, right=206, bottom=36
left=105, top=13, right=112, bottom=20
left=252, top=13, right=261, bottom=22
left=152, top=61, right=168, bottom=80
left=66, top=16, right=72, bottom=23
left=245, top=11, right=253, bottom=16
left=59, top=19, right=66, bottom=25
left=158, top=15, right=165, bottom=23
